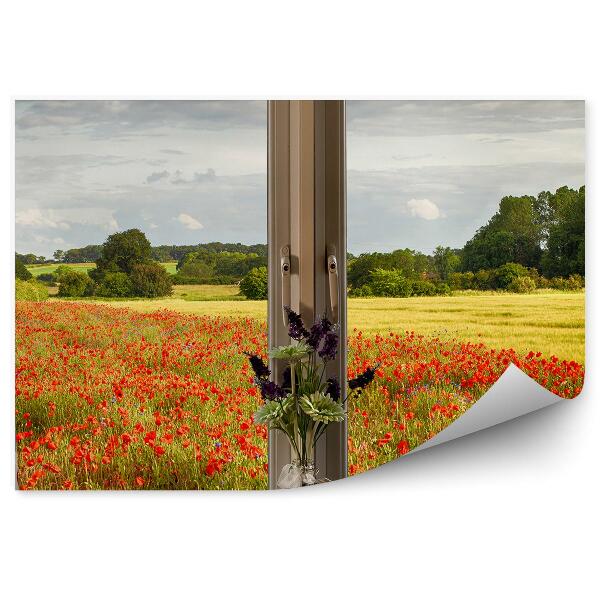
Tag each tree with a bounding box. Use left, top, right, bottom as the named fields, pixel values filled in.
left=58, top=271, right=93, bottom=297
left=432, top=246, right=460, bottom=281
left=53, top=249, right=65, bottom=262
left=461, top=195, right=543, bottom=271
left=507, top=276, right=536, bottom=294
left=54, top=265, right=75, bottom=282
left=493, top=262, right=529, bottom=289
left=240, top=267, right=268, bottom=300
left=542, top=186, right=585, bottom=277
left=16, top=253, right=40, bottom=265
left=95, top=272, right=133, bottom=297
left=411, top=280, right=437, bottom=296
left=369, top=268, right=412, bottom=297
left=15, top=258, right=32, bottom=281
left=63, top=245, right=102, bottom=263
left=96, top=229, right=152, bottom=275
left=130, top=262, right=173, bottom=297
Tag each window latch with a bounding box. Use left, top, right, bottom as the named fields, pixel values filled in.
left=281, top=245, right=291, bottom=326
left=327, top=244, right=338, bottom=324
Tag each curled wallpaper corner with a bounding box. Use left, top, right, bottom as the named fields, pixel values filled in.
left=411, top=364, right=563, bottom=454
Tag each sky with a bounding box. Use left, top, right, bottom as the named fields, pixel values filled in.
left=15, top=100, right=585, bottom=257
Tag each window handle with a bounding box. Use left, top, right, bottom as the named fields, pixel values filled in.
left=327, top=244, right=338, bottom=324
left=281, top=245, right=291, bottom=326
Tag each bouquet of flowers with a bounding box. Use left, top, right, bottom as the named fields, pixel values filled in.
left=245, top=307, right=377, bottom=487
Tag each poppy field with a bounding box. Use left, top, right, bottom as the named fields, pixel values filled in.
left=15, top=301, right=584, bottom=490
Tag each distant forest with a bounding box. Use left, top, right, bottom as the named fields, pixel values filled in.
left=17, top=185, right=584, bottom=296
left=16, top=241, right=268, bottom=265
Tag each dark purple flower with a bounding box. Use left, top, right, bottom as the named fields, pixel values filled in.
left=281, top=366, right=291, bottom=390
left=284, top=306, right=309, bottom=341
left=348, top=365, right=378, bottom=391
left=244, top=352, right=270, bottom=380
left=257, top=378, right=285, bottom=401
left=307, top=316, right=333, bottom=350
left=325, top=377, right=341, bottom=401
left=318, top=331, right=338, bottom=361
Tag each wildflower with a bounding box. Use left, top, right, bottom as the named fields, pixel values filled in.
left=348, top=365, right=378, bottom=391
left=284, top=306, right=309, bottom=341
left=257, top=378, right=285, bottom=401
left=244, top=353, right=270, bottom=380
left=397, top=440, right=410, bottom=455
left=318, top=331, right=339, bottom=361
left=307, top=315, right=333, bottom=349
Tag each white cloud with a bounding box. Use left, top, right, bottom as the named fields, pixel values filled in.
left=176, top=213, right=204, bottom=230
left=15, top=208, right=71, bottom=230
left=407, top=198, right=441, bottom=220
left=106, top=216, right=120, bottom=232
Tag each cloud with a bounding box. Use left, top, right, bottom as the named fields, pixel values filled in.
left=406, top=198, right=441, bottom=220
left=15, top=100, right=267, bottom=137
left=193, top=168, right=216, bottom=183
left=176, top=213, right=204, bottom=230
left=145, top=170, right=170, bottom=184
left=161, top=149, right=186, bottom=155
left=347, top=101, right=585, bottom=137
left=392, top=153, right=432, bottom=161
left=171, top=168, right=216, bottom=185
left=16, top=208, right=71, bottom=230
left=106, top=216, right=120, bottom=232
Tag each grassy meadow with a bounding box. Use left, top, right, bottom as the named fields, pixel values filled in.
left=30, top=263, right=585, bottom=363
left=49, top=285, right=585, bottom=364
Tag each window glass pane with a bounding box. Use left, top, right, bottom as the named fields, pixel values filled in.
left=346, top=100, right=585, bottom=476
left=15, top=100, right=269, bottom=490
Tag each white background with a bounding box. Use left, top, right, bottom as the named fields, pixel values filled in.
left=1, top=2, right=598, bottom=598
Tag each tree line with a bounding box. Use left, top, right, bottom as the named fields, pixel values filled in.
left=15, top=241, right=268, bottom=265
left=348, top=185, right=584, bottom=297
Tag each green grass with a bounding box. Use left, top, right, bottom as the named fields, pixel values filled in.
left=51, top=287, right=585, bottom=364
left=26, top=261, right=178, bottom=276
left=27, top=262, right=94, bottom=276
left=173, top=284, right=244, bottom=301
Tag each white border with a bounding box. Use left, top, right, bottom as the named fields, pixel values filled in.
left=2, top=2, right=598, bottom=599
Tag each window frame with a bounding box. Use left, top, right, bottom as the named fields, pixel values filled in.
left=267, top=100, right=347, bottom=487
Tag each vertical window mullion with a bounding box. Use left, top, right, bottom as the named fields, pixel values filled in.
left=268, top=100, right=347, bottom=488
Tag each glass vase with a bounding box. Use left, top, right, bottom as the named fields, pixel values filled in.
left=291, top=427, right=317, bottom=486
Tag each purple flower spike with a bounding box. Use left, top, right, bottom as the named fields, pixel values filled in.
left=348, top=365, right=378, bottom=390
left=244, top=352, right=270, bottom=380
left=284, top=306, right=309, bottom=341
left=307, top=315, right=333, bottom=349
left=258, top=379, right=285, bottom=401
left=318, top=331, right=338, bottom=361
